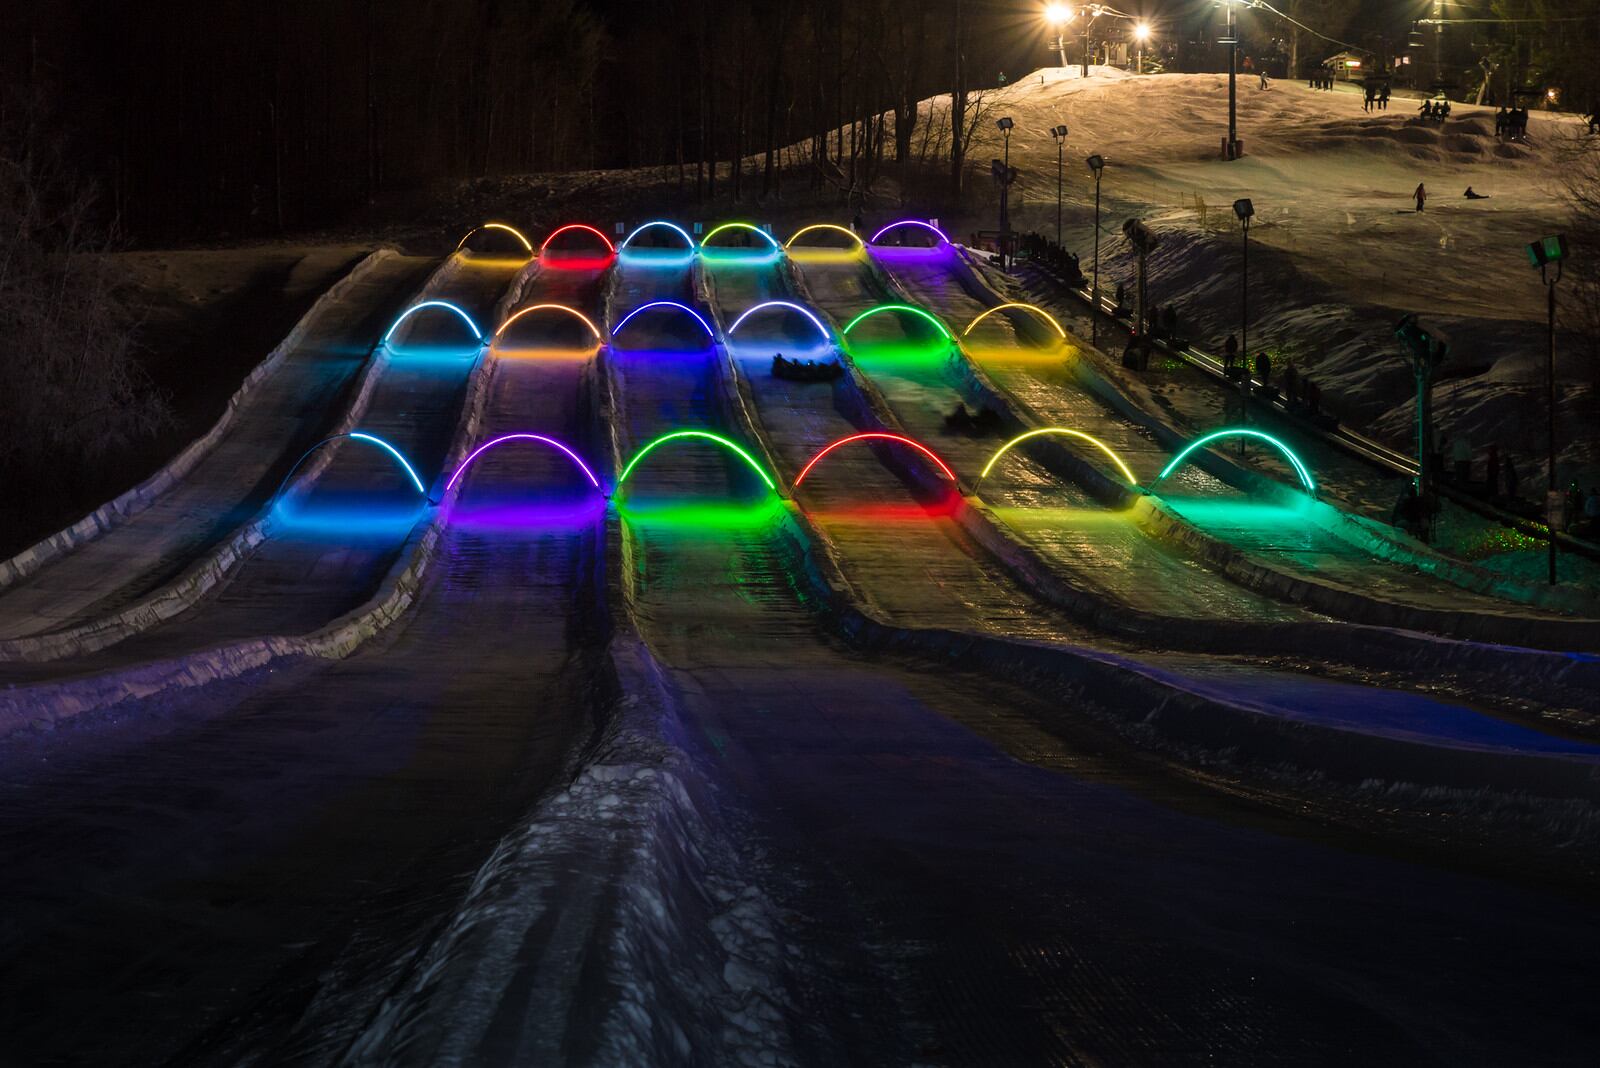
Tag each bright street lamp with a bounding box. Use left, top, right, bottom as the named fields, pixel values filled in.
left=1044, top=4, right=1074, bottom=68
left=1133, top=22, right=1151, bottom=75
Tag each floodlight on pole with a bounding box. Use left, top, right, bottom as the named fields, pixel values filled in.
left=1133, top=21, right=1151, bottom=74
left=1234, top=198, right=1254, bottom=451
left=1528, top=233, right=1568, bottom=583
left=1052, top=125, right=1068, bottom=246
left=1087, top=154, right=1105, bottom=346
left=1044, top=4, right=1074, bottom=67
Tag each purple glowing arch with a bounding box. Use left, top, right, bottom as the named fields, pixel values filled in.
left=726, top=300, right=831, bottom=342
left=868, top=220, right=951, bottom=247
left=612, top=301, right=716, bottom=341
left=444, top=433, right=602, bottom=494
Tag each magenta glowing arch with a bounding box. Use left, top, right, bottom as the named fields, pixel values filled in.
left=612, top=301, right=716, bottom=340
left=868, top=220, right=951, bottom=246
left=539, top=224, right=617, bottom=255
left=444, top=434, right=602, bottom=494
left=619, top=221, right=697, bottom=250
left=794, top=432, right=958, bottom=487
left=726, top=300, right=831, bottom=342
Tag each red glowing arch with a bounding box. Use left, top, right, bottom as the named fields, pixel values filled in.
left=539, top=224, right=617, bottom=255
left=794, top=432, right=958, bottom=487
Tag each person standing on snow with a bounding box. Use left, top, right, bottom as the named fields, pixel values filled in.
left=1414, top=182, right=1427, bottom=212
left=1259, top=70, right=1270, bottom=91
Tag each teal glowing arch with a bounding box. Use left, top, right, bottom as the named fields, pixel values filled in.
left=1154, top=429, right=1317, bottom=496
left=616, top=430, right=778, bottom=494
left=271, top=431, right=432, bottom=507
left=382, top=301, right=484, bottom=346
left=840, top=303, right=955, bottom=341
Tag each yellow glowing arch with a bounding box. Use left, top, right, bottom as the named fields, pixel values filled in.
left=962, top=303, right=1067, bottom=339
left=494, top=303, right=603, bottom=342
left=979, top=428, right=1139, bottom=488
left=454, top=222, right=534, bottom=254
left=783, top=223, right=866, bottom=251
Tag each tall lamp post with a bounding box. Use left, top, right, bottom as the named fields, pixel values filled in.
left=1528, top=233, right=1568, bottom=584
left=1134, top=21, right=1151, bottom=75
left=1222, top=0, right=1239, bottom=158
left=1395, top=313, right=1450, bottom=537
left=997, top=116, right=1015, bottom=265
left=1051, top=124, right=1068, bottom=245
left=1087, top=153, right=1105, bottom=346
left=1044, top=3, right=1073, bottom=68
left=1233, top=197, right=1254, bottom=451
left=1083, top=5, right=1102, bottom=79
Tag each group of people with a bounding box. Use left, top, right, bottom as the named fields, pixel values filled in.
left=1361, top=82, right=1392, bottom=112
left=1220, top=334, right=1328, bottom=423
left=1417, top=98, right=1452, bottom=123
left=771, top=353, right=841, bottom=382
left=1308, top=67, right=1336, bottom=92
left=1020, top=233, right=1087, bottom=288
left=1493, top=106, right=1532, bottom=141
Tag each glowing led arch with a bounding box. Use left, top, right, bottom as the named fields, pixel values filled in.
left=539, top=224, right=617, bottom=255
left=454, top=222, right=533, bottom=254
left=616, top=430, right=778, bottom=492
left=794, top=432, right=958, bottom=487
left=979, top=428, right=1138, bottom=487
left=784, top=223, right=865, bottom=251
left=868, top=220, right=951, bottom=246
left=840, top=303, right=955, bottom=341
left=620, top=221, right=696, bottom=250
left=494, top=303, right=603, bottom=342
left=273, top=431, right=430, bottom=505
left=444, top=434, right=601, bottom=493
left=727, top=300, right=831, bottom=342
left=612, top=301, right=716, bottom=340
left=382, top=301, right=484, bottom=345
left=963, top=303, right=1067, bottom=339
left=701, top=222, right=782, bottom=250
left=1155, top=429, right=1317, bottom=495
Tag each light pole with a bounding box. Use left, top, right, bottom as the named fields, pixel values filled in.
left=1044, top=3, right=1073, bottom=68
left=1051, top=124, right=1068, bottom=245
left=1528, top=233, right=1568, bottom=583
left=1082, top=6, right=1102, bottom=79
left=1134, top=21, right=1151, bottom=75
left=1087, top=153, right=1104, bottom=346
left=1395, top=314, right=1450, bottom=535
left=1233, top=197, right=1253, bottom=451
left=997, top=116, right=1014, bottom=264
left=1222, top=0, right=1239, bottom=158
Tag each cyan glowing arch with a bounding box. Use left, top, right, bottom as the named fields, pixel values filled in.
left=612, top=301, right=716, bottom=341
left=445, top=434, right=601, bottom=493
left=382, top=301, right=484, bottom=345
left=794, top=432, right=958, bottom=487
left=1155, top=429, right=1317, bottom=495
left=701, top=222, right=782, bottom=251
left=980, top=428, right=1138, bottom=487
left=784, top=223, right=865, bottom=251
left=454, top=222, right=534, bottom=253
left=273, top=431, right=430, bottom=505
left=616, top=430, right=778, bottom=493
left=494, top=303, right=603, bottom=342
left=727, top=300, right=831, bottom=342
left=868, top=220, right=951, bottom=246
left=619, top=221, right=697, bottom=250
left=840, top=303, right=955, bottom=341
left=540, top=224, right=617, bottom=254
left=963, top=303, right=1068, bottom=339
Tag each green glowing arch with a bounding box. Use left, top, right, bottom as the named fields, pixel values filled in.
left=1154, top=429, right=1317, bottom=496
left=980, top=428, right=1139, bottom=487
left=616, top=430, right=778, bottom=494
left=700, top=222, right=782, bottom=250
left=839, top=303, right=955, bottom=341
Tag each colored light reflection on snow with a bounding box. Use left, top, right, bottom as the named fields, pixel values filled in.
left=1156, top=428, right=1317, bottom=496
left=617, top=496, right=785, bottom=530
left=446, top=496, right=606, bottom=533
